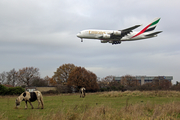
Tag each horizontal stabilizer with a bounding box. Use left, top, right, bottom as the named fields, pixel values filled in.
left=132, top=18, right=161, bottom=38
left=145, top=31, right=162, bottom=37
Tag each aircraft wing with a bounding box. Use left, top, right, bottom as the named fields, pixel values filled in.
left=110, top=25, right=141, bottom=39
left=120, top=25, right=141, bottom=36
left=120, top=25, right=141, bottom=33
left=96, top=25, right=141, bottom=40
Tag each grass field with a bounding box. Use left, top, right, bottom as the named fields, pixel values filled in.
left=1, top=91, right=180, bottom=120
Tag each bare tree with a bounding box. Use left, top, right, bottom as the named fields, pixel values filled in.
left=121, top=75, right=140, bottom=87
left=0, top=71, right=7, bottom=84
left=6, top=68, right=18, bottom=86
left=17, top=67, right=40, bottom=86
left=152, top=76, right=172, bottom=90
left=99, top=75, right=114, bottom=89
left=31, top=77, right=48, bottom=87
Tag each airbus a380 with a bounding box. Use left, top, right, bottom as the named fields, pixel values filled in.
left=77, top=18, right=162, bottom=45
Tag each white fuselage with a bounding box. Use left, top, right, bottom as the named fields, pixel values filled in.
left=77, top=29, right=155, bottom=42
left=77, top=18, right=162, bottom=44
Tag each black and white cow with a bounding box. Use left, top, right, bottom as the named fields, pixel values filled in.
left=15, top=91, right=44, bottom=109
left=80, top=87, right=86, bottom=98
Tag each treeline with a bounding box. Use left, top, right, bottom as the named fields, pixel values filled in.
left=0, top=64, right=99, bottom=92
left=0, top=64, right=179, bottom=94
left=98, top=75, right=179, bottom=91
left=0, top=67, right=48, bottom=87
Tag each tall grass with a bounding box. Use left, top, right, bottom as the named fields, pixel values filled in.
left=26, top=102, right=180, bottom=120
left=99, top=90, right=180, bottom=97
left=1, top=91, right=180, bottom=119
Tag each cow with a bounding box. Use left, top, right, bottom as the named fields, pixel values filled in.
left=80, top=87, right=86, bottom=98
left=15, top=91, right=44, bottom=109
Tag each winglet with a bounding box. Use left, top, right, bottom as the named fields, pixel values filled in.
left=132, top=18, right=161, bottom=38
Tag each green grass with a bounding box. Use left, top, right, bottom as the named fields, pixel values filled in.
left=1, top=91, right=180, bottom=119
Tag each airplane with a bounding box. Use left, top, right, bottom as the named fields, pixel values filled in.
left=77, top=18, right=162, bottom=45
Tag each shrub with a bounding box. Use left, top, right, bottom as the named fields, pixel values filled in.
left=42, top=90, right=58, bottom=95
left=0, top=85, right=24, bottom=95
left=7, top=87, right=25, bottom=95
left=56, top=85, right=72, bottom=93
left=0, top=85, right=8, bottom=95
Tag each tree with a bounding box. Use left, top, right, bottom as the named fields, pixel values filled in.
left=171, top=82, right=180, bottom=91
left=121, top=75, right=140, bottom=87
left=31, top=77, right=48, bottom=87
left=6, top=68, right=18, bottom=86
left=67, top=67, right=99, bottom=92
left=53, top=63, right=76, bottom=84
left=99, top=75, right=114, bottom=90
left=99, top=75, right=123, bottom=91
left=152, top=76, right=172, bottom=90
left=102, top=75, right=114, bottom=83
left=87, top=70, right=99, bottom=91
left=17, top=67, right=40, bottom=86
left=47, top=76, right=57, bottom=86
left=0, top=71, right=7, bottom=84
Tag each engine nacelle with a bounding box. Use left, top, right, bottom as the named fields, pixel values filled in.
left=112, top=31, right=121, bottom=35
left=101, top=40, right=108, bottom=43
left=102, top=34, right=111, bottom=39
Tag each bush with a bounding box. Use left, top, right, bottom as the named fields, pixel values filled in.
left=0, top=85, right=8, bottom=95
left=99, top=88, right=106, bottom=92
left=0, top=85, right=24, bottom=95
left=7, top=87, right=25, bottom=95
left=42, top=90, right=58, bottom=95
left=56, top=85, right=72, bottom=93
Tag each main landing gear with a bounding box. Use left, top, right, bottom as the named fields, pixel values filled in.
left=112, top=40, right=121, bottom=45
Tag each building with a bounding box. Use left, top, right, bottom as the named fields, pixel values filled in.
left=26, top=86, right=56, bottom=92
left=3, top=84, right=14, bottom=88
left=114, top=76, right=173, bottom=85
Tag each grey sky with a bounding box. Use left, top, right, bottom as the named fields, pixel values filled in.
left=0, top=0, right=180, bottom=83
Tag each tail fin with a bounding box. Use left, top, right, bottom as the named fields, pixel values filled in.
left=132, top=18, right=161, bottom=38
left=144, top=18, right=161, bottom=32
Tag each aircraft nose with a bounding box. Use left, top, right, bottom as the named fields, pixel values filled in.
left=77, top=33, right=80, bottom=38
left=77, top=32, right=82, bottom=38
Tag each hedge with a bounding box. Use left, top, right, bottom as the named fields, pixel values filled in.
left=0, top=85, right=24, bottom=95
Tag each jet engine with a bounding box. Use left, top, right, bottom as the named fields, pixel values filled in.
left=101, top=40, right=108, bottom=43
left=112, top=31, right=121, bottom=35
left=102, top=34, right=111, bottom=39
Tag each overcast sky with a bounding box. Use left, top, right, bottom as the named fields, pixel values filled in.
left=0, top=0, right=180, bottom=84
